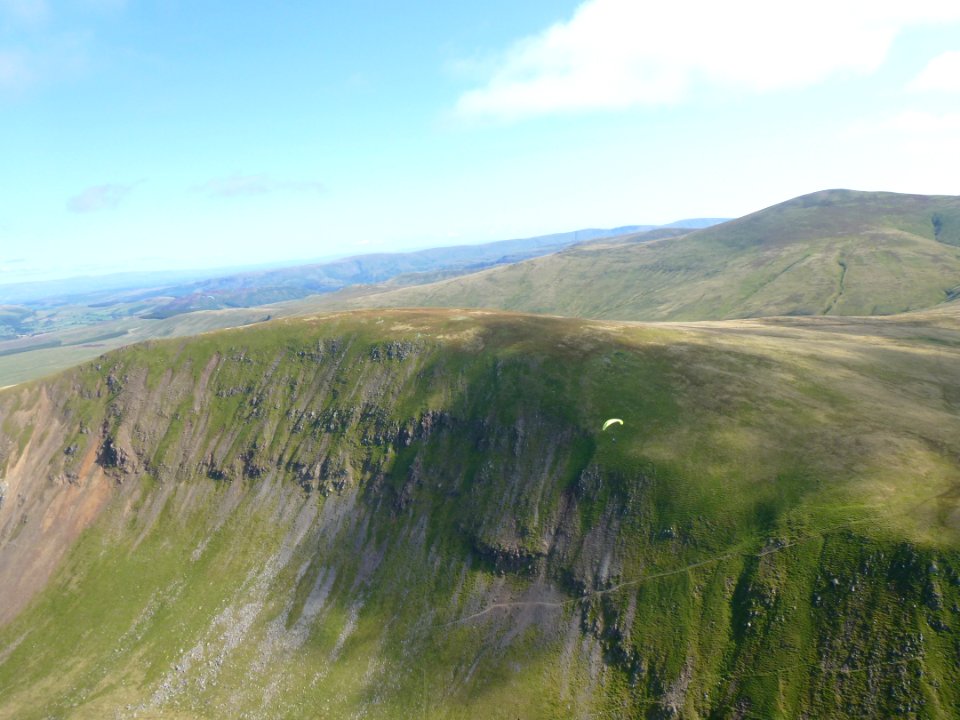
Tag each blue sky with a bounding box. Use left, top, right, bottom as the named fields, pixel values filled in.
left=2, top=0, right=959, bottom=284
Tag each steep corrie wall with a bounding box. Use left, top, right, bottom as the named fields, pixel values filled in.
left=0, top=309, right=959, bottom=719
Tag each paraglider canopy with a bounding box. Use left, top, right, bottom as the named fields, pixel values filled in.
left=602, top=418, right=623, bottom=431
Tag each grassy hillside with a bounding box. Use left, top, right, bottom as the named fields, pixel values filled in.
left=0, top=306, right=277, bottom=388
left=0, top=226, right=714, bottom=388
left=139, top=224, right=711, bottom=319
left=1, top=307, right=959, bottom=718
left=0, top=306, right=35, bottom=341
left=312, top=190, right=960, bottom=321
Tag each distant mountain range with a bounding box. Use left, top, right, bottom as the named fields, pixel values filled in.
left=0, top=220, right=728, bottom=321
left=0, top=218, right=725, bottom=380
left=134, top=220, right=728, bottom=319
left=312, top=189, right=960, bottom=320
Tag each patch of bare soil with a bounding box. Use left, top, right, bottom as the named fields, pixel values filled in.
left=0, top=391, right=115, bottom=626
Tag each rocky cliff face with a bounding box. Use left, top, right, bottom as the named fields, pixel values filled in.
left=1, top=308, right=959, bottom=718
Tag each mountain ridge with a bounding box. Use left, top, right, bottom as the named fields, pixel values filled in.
left=137, top=220, right=725, bottom=319
left=1, top=306, right=959, bottom=717
left=306, top=189, right=960, bottom=321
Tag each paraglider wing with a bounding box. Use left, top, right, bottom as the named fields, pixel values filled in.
left=601, top=418, right=623, bottom=431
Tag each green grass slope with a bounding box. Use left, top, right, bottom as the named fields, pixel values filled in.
left=0, top=308, right=959, bottom=718
left=0, top=306, right=277, bottom=388
left=0, top=229, right=698, bottom=389
left=312, top=189, right=960, bottom=321
left=139, top=224, right=692, bottom=319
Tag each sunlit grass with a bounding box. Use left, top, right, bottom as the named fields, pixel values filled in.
left=1, top=306, right=959, bottom=717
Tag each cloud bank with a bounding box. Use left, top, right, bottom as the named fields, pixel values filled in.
left=455, top=0, right=960, bottom=120
left=888, top=110, right=960, bottom=133
left=67, top=183, right=134, bottom=213
left=910, top=51, right=960, bottom=93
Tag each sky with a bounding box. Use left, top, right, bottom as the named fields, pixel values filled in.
left=2, top=0, right=960, bottom=284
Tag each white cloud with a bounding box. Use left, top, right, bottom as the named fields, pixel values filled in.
left=455, top=0, right=960, bottom=120
left=887, top=110, right=960, bottom=133
left=0, top=0, right=49, bottom=25
left=67, top=183, right=135, bottom=213
left=909, top=51, right=960, bottom=92
left=0, top=27, right=91, bottom=94
left=0, top=0, right=121, bottom=94
left=196, top=173, right=326, bottom=198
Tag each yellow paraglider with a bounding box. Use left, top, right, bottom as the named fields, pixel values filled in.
left=601, top=418, right=623, bottom=431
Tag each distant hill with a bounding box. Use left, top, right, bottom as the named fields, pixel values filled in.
left=0, top=306, right=32, bottom=341
left=137, top=221, right=727, bottom=318
left=0, top=268, right=253, bottom=306
left=313, top=189, right=960, bottom=320
left=0, top=221, right=724, bottom=385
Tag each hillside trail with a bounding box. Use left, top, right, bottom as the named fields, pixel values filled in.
left=438, top=493, right=938, bottom=716
left=822, top=256, right=848, bottom=314
left=440, top=486, right=950, bottom=628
